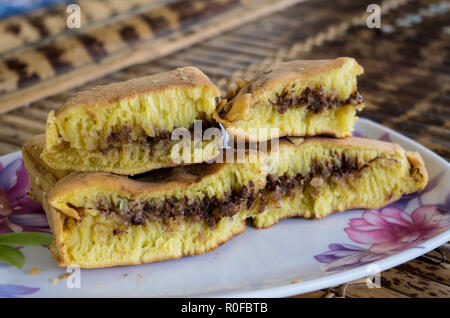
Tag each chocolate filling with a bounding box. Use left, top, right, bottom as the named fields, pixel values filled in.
left=271, top=87, right=363, bottom=114
left=95, top=181, right=257, bottom=229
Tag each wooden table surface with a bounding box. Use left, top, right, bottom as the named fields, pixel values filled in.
left=0, top=0, right=448, bottom=297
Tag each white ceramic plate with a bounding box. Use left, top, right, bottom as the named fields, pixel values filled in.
left=0, top=118, right=449, bottom=298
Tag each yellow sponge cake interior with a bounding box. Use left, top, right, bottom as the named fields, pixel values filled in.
left=250, top=137, right=428, bottom=228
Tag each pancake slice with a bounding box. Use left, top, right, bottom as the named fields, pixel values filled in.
left=24, top=136, right=267, bottom=268
left=42, top=67, right=222, bottom=175
left=215, top=57, right=364, bottom=141
left=249, top=137, right=428, bottom=228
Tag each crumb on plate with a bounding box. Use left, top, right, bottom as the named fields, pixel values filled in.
left=58, top=273, right=71, bottom=280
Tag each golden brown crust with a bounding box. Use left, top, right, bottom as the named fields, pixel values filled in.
left=239, top=57, right=363, bottom=98
left=55, top=66, right=220, bottom=116
left=405, top=151, right=429, bottom=185
left=23, top=135, right=71, bottom=180
left=22, top=135, right=71, bottom=203
left=47, top=163, right=227, bottom=208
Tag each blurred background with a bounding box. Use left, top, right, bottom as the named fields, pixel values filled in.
left=0, top=0, right=448, bottom=297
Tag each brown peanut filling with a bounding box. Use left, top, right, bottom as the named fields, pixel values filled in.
left=95, top=181, right=258, bottom=229
left=102, top=121, right=220, bottom=154
left=271, top=87, right=363, bottom=114
left=218, top=87, right=363, bottom=118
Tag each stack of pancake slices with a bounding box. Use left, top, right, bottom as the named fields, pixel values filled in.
left=23, top=57, right=428, bottom=268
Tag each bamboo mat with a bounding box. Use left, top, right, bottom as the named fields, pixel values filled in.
left=0, top=0, right=304, bottom=114
left=0, top=0, right=449, bottom=297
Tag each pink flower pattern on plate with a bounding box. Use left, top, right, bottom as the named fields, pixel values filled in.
left=0, top=159, right=49, bottom=235
left=315, top=204, right=450, bottom=272
left=346, top=206, right=449, bottom=254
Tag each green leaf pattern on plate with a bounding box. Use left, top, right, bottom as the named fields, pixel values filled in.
left=0, top=244, right=24, bottom=268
